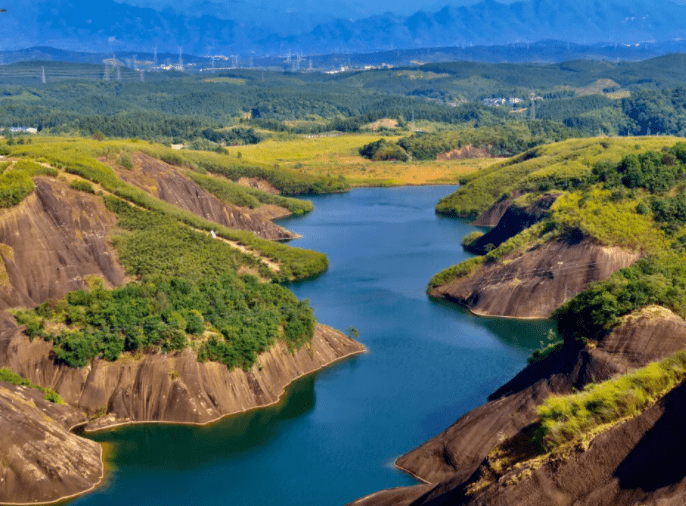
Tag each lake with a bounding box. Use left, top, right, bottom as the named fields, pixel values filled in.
left=77, top=186, right=552, bottom=506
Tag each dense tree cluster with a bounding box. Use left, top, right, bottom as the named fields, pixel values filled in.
left=15, top=276, right=315, bottom=370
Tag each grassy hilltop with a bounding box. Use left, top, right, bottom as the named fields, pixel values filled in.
left=0, top=136, right=352, bottom=371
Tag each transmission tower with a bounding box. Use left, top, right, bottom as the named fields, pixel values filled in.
left=104, top=65, right=110, bottom=81
left=140, top=70, right=145, bottom=82
left=153, top=47, right=158, bottom=67
left=116, top=65, right=121, bottom=81
left=132, top=54, right=137, bottom=70
left=41, top=66, right=46, bottom=84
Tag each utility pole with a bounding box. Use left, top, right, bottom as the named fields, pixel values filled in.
left=178, top=47, right=183, bottom=71
left=104, top=65, right=110, bottom=81
left=140, top=70, right=144, bottom=82
left=116, top=65, right=121, bottom=81
left=530, top=91, right=536, bottom=121
left=41, top=66, right=46, bottom=84
left=153, top=47, right=158, bottom=67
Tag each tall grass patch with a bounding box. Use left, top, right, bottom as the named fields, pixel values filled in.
left=535, top=351, right=686, bottom=450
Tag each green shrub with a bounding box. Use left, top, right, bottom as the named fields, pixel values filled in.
left=70, top=179, right=95, bottom=193
left=359, top=139, right=409, bottom=161
left=119, top=153, right=134, bottom=169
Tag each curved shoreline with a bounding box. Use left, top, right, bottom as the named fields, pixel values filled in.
left=0, top=346, right=365, bottom=506
left=82, top=346, right=366, bottom=434
left=430, top=292, right=550, bottom=321
left=393, top=460, right=432, bottom=485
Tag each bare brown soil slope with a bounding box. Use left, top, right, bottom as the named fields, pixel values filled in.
left=0, top=381, right=101, bottom=505
left=0, top=178, right=126, bottom=310
left=0, top=321, right=364, bottom=431
left=431, top=236, right=639, bottom=319
left=117, top=153, right=296, bottom=240
left=350, top=308, right=686, bottom=506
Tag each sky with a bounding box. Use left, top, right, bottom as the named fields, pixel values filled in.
left=118, top=0, right=518, bottom=17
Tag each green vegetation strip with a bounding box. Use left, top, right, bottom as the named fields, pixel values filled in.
left=186, top=170, right=313, bottom=216
left=535, top=351, right=686, bottom=450
left=0, top=367, right=64, bottom=404
left=15, top=275, right=315, bottom=371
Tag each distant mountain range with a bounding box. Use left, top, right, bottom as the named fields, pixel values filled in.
left=3, top=0, right=686, bottom=55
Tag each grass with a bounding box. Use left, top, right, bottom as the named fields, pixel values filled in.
left=550, top=188, right=668, bottom=253
left=0, top=367, right=65, bottom=404
left=428, top=257, right=484, bottom=290
left=231, top=133, right=488, bottom=186
left=437, top=137, right=681, bottom=218
left=535, top=351, right=686, bottom=450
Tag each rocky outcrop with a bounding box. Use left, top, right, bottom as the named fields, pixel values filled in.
left=436, top=145, right=495, bottom=161
left=471, top=193, right=523, bottom=228
left=0, top=382, right=102, bottom=504
left=118, top=153, right=296, bottom=240
left=351, top=308, right=686, bottom=506
left=0, top=320, right=364, bottom=431
left=236, top=177, right=281, bottom=195
left=0, top=178, right=126, bottom=310
left=410, top=378, right=686, bottom=506
left=466, top=194, right=558, bottom=255
left=432, top=236, right=639, bottom=319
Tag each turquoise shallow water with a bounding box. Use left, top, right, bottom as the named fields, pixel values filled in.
left=78, top=186, right=552, bottom=506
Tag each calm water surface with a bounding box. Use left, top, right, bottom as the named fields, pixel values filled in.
left=78, top=186, right=552, bottom=506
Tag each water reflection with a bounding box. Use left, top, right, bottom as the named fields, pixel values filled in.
left=89, top=376, right=317, bottom=471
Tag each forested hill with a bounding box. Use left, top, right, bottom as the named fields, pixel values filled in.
left=3, top=55, right=686, bottom=148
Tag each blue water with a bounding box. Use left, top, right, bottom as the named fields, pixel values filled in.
left=78, top=186, right=551, bottom=506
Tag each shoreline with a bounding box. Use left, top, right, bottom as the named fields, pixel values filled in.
left=0, top=344, right=365, bottom=506
left=430, top=291, right=550, bottom=321
left=393, top=460, right=433, bottom=485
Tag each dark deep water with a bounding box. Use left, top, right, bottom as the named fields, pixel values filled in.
left=77, top=186, right=552, bottom=506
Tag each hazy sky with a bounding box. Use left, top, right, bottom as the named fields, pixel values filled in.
left=118, top=0, right=517, bottom=16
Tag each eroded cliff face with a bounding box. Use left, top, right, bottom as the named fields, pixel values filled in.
left=467, top=194, right=558, bottom=255
left=0, top=321, right=364, bottom=431
left=117, top=153, right=296, bottom=240
left=0, top=382, right=102, bottom=505
left=0, top=178, right=126, bottom=310
left=350, top=308, right=686, bottom=506
left=411, top=378, right=686, bottom=506
left=432, top=236, right=639, bottom=319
